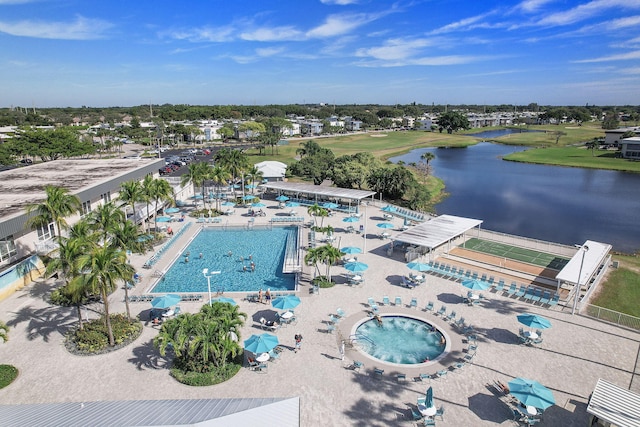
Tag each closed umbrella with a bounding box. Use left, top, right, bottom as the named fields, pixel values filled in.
left=276, top=195, right=289, bottom=202
left=508, top=378, right=555, bottom=410
left=377, top=222, right=394, bottom=229
left=462, top=278, right=491, bottom=291
left=151, top=294, right=182, bottom=309
left=425, top=386, right=434, bottom=408
left=210, top=297, right=237, bottom=306
left=342, top=216, right=359, bottom=223
left=244, top=333, right=279, bottom=354
left=340, top=247, right=362, bottom=254
left=271, top=295, right=301, bottom=310
left=381, top=205, right=397, bottom=212
left=517, top=313, right=552, bottom=329
left=344, top=261, right=368, bottom=273
left=407, top=261, right=431, bottom=272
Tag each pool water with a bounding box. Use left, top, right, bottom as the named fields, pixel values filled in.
left=354, top=316, right=445, bottom=364
left=150, top=226, right=297, bottom=293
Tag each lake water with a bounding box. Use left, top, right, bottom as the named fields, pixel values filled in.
left=390, top=143, right=640, bottom=253
left=467, top=128, right=543, bottom=139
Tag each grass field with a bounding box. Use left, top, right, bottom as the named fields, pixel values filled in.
left=504, top=146, right=640, bottom=173
left=463, top=238, right=570, bottom=270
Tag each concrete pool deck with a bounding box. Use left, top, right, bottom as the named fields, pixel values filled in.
left=0, top=200, right=638, bottom=426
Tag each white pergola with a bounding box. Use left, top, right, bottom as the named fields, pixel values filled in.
left=260, top=182, right=376, bottom=209
left=555, top=240, right=611, bottom=292
left=394, top=214, right=483, bottom=257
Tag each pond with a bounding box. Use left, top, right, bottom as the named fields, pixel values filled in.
left=390, top=143, right=640, bottom=253
left=466, top=128, right=543, bottom=139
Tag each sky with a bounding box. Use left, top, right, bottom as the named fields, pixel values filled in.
left=1, top=0, right=640, bottom=108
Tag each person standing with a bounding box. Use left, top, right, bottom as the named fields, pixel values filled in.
left=294, top=333, right=303, bottom=353
left=258, top=288, right=263, bottom=304
left=339, top=340, right=345, bottom=361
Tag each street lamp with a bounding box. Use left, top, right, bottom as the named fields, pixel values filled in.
left=572, top=245, right=589, bottom=315
left=202, top=268, right=221, bottom=306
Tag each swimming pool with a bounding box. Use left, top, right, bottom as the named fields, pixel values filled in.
left=353, top=315, right=447, bottom=365
left=150, top=226, right=298, bottom=294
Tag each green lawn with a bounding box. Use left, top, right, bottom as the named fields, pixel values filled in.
left=504, top=146, right=640, bottom=173
left=590, top=267, right=640, bottom=318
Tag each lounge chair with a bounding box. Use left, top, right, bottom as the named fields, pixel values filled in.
left=327, top=324, right=336, bottom=334
left=373, top=368, right=384, bottom=379
left=395, top=296, right=402, bottom=306
left=367, top=297, right=376, bottom=306
left=523, top=286, right=536, bottom=302
left=336, top=308, right=346, bottom=318
left=531, top=288, right=543, bottom=304
left=397, top=373, right=407, bottom=382
left=436, top=305, right=447, bottom=317
left=423, top=418, right=436, bottom=426
left=350, top=361, right=364, bottom=371
left=506, top=282, right=517, bottom=296
left=548, top=293, right=560, bottom=307
left=436, top=369, right=448, bottom=379
left=435, top=405, right=445, bottom=420
left=424, top=301, right=434, bottom=312
left=411, top=407, right=424, bottom=421
left=446, top=310, right=457, bottom=323
left=539, top=290, right=551, bottom=306
left=515, top=285, right=527, bottom=298
left=494, top=279, right=505, bottom=292
left=455, top=317, right=466, bottom=329
left=414, top=373, right=431, bottom=381
left=382, top=296, right=390, bottom=306
left=410, top=297, right=418, bottom=309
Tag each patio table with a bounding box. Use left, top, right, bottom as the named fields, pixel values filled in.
left=256, top=352, right=270, bottom=363
left=418, top=405, right=437, bottom=417
left=279, top=311, right=294, bottom=320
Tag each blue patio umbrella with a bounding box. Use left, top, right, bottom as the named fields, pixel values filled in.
left=425, top=386, right=434, bottom=408
left=252, top=202, right=266, bottom=207
left=344, top=261, right=369, bottom=273
left=271, top=295, right=301, bottom=310
left=191, top=194, right=203, bottom=199
left=285, top=201, right=300, bottom=208
left=156, top=216, right=172, bottom=222
left=508, top=378, right=555, bottom=410
left=210, top=297, right=237, bottom=306
left=343, top=216, right=359, bottom=223
left=517, top=313, right=552, bottom=329
left=276, top=195, right=289, bottom=202
left=462, top=278, right=491, bottom=291
left=165, top=207, right=180, bottom=214
left=407, top=261, right=431, bottom=272
left=377, top=222, right=395, bottom=229
left=243, top=195, right=257, bottom=201
left=322, top=202, right=339, bottom=209
left=245, top=184, right=257, bottom=189
left=244, top=333, right=279, bottom=354
left=340, top=246, right=362, bottom=254
left=381, top=205, right=397, bottom=212
left=151, top=294, right=181, bottom=309
left=222, top=201, right=236, bottom=207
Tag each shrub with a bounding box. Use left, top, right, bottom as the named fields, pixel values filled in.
left=171, top=359, right=242, bottom=386
left=0, top=365, right=19, bottom=389
left=313, top=275, right=335, bottom=288
left=67, top=314, right=142, bottom=355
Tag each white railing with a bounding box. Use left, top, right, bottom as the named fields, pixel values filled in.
left=476, top=229, right=575, bottom=257
left=583, top=304, right=640, bottom=331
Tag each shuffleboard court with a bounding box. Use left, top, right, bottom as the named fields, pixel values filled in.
left=462, top=238, right=569, bottom=270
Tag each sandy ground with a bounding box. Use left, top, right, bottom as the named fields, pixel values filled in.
left=0, top=199, right=638, bottom=426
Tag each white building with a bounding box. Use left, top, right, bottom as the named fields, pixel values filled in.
left=255, top=161, right=287, bottom=182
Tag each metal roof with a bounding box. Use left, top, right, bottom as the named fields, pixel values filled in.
left=260, top=182, right=376, bottom=201
left=0, top=397, right=299, bottom=427
left=587, top=379, right=640, bottom=427
left=393, top=214, right=483, bottom=249
left=555, top=240, right=612, bottom=285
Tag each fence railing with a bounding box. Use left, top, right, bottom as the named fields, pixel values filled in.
left=583, top=303, right=640, bottom=331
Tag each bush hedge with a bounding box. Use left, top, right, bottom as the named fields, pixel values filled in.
left=0, top=365, right=18, bottom=389
left=66, top=314, right=142, bottom=355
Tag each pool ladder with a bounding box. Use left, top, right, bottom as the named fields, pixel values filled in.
left=349, top=333, right=375, bottom=347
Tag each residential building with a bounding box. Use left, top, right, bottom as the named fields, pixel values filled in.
left=620, top=137, right=640, bottom=159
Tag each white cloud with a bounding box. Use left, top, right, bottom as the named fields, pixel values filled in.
left=355, top=38, right=434, bottom=61
left=166, top=26, right=235, bottom=43
left=240, top=26, right=303, bottom=41
left=574, top=49, right=640, bottom=63
left=320, top=0, right=359, bottom=4
left=536, top=0, right=640, bottom=27
left=307, top=13, right=370, bottom=38
left=0, top=15, right=112, bottom=40
left=0, top=0, right=38, bottom=4
left=430, top=12, right=496, bottom=35
left=255, top=46, right=285, bottom=57
left=515, top=0, right=555, bottom=13
left=618, top=66, right=640, bottom=74
left=354, top=54, right=486, bottom=67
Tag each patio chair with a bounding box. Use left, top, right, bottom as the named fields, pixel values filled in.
left=494, top=279, right=505, bottom=292
left=436, top=305, right=447, bottom=317
left=506, top=282, right=517, bottom=296
left=268, top=349, right=281, bottom=362
left=367, top=297, right=376, bottom=307
left=423, top=418, right=436, bottom=426
left=410, top=407, right=424, bottom=421
left=395, top=296, right=402, bottom=306
left=350, top=361, right=364, bottom=371
left=382, top=296, right=390, bottom=306
left=373, top=368, right=384, bottom=379
left=539, top=290, right=552, bottom=306
left=455, top=317, right=466, bottom=329
left=435, top=405, right=445, bottom=420
left=515, top=285, right=527, bottom=298
left=336, top=308, right=346, bottom=318
left=424, top=301, right=434, bottom=312
left=410, top=297, right=418, bottom=309
left=327, top=324, right=336, bottom=334
left=414, top=373, right=432, bottom=382
left=397, top=373, right=407, bottom=382
left=446, top=310, right=457, bottom=323
left=548, top=293, right=560, bottom=307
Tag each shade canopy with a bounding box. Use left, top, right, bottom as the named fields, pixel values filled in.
left=210, top=297, right=237, bottom=306
left=271, top=295, right=301, bottom=310
left=344, top=261, right=369, bottom=272
left=407, top=261, right=431, bottom=272
left=517, top=313, right=552, bottom=329
left=462, top=278, right=491, bottom=291
left=376, top=222, right=394, bottom=229
left=341, top=247, right=362, bottom=254
left=244, top=333, right=279, bottom=354
left=508, top=378, right=555, bottom=410
left=151, top=294, right=181, bottom=309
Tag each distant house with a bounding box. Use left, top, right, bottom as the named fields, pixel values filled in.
left=604, top=127, right=640, bottom=147
left=255, top=161, right=287, bottom=182
left=620, top=137, right=640, bottom=159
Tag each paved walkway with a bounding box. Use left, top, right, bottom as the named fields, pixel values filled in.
left=0, top=199, right=638, bottom=426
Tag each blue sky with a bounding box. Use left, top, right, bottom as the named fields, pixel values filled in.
left=1, top=0, right=640, bottom=107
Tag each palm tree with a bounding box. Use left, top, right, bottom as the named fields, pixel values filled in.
left=26, top=185, right=81, bottom=241
left=118, top=180, right=145, bottom=226
left=307, top=203, right=328, bottom=228
left=318, top=244, right=343, bottom=282
left=77, top=245, right=134, bottom=346
left=215, top=149, right=249, bottom=198
left=420, top=152, right=435, bottom=164
left=209, top=166, right=232, bottom=211
left=0, top=320, right=9, bottom=343
left=304, top=246, right=324, bottom=278
left=88, top=202, right=125, bottom=247
left=141, top=175, right=155, bottom=233
left=148, top=178, right=173, bottom=230
left=181, top=162, right=210, bottom=203
left=246, top=166, right=264, bottom=195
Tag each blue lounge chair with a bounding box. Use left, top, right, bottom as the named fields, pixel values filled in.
left=424, top=301, right=434, bottom=312
left=436, top=305, right=447, bottom=316
left=410, top=297, right=418, bottom=309
left=373, top=368, right=384, bottom=378
left=523, top=286, right=536, bottom=302
left=414, top=373, right=431, bottom=381
left=539, top=290, right=551, bottom=306
left=506, top=282, right=517, bottom=296
left=395, top=296, right=402, bottom=306
left=446, top=310, right=457, bottom=323
left=327, top=324, right=336, bottom=333
left=455, top=317, right=466, bottom=329
left=531, top=288, right=543, bottom=304
left=382, top=296, right=390, bottom=306
left=515, top=285, right=527, bottom=298
left=351, top=361, right=364, bottom=371
left=336, top=308, right=346, bottom=318
left=494, top=278, right=505, bottom=292
left=548, top=293, right=560, bottom=307
left=397, top=373, right=407, bottom=382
